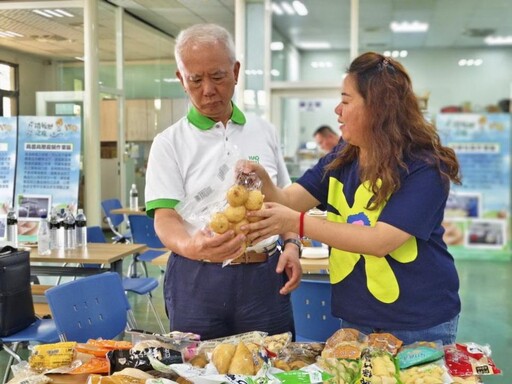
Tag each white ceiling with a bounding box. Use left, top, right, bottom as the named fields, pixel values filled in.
left=0, top=0, right=511, bottom=63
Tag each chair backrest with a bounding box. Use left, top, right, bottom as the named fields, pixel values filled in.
left=128, top=215, right=164, bottom=248
left=101, top=198, right=125, bottom=228
left=87, top=226, right=107, bottom=243
left=45, top=272, right=131, bottom=342
left=291, top=279, right=340, bottom=342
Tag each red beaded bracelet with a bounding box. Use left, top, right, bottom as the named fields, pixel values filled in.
left=299, top=211, right=306, bottom=238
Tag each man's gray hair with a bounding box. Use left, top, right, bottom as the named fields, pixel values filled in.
left=174, top=24, right=236, bottom=70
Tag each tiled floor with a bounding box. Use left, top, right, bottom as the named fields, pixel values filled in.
left=1, top=257, right=510, bottom=382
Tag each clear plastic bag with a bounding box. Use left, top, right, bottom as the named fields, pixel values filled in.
left=176, top=149, right=266, bottom=267
left=175, top=143, right=242, bottom=235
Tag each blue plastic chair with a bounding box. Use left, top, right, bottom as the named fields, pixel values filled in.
left=45, top=272, right=134, bottom=342
left=291, top=279, right=341, bottom=342
left=127, top=215, right=167, bottom=278
left=86, top=226, right=165, bottom=333
left=1, top=319, right=59, bottom=384
left=101, top=198, right=132, bottom=243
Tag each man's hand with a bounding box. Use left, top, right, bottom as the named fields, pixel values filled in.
left=276, top=245, right=302, bottom=295
left=185, top=229, right=246, bottom=263
left=154, top=208, right=246, bottom=263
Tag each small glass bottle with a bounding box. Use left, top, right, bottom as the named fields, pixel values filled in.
left=37, top=215, right=51, bottom=255
left=6, top=206, right=18, bottom=247
left=63, top=209, right=76, bottom=249
left=75, top=208, right=87, bottom=247
left=129, top=183, right=139, bottom=210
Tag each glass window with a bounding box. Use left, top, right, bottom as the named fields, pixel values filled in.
left=0, top=62, right=18, bottom=116
left=0, top=63, right=16, bottom=91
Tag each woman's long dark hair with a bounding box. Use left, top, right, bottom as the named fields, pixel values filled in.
left=326, top=52, right=461, bottom=209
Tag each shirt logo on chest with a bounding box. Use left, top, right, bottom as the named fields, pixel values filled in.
left=327, top=177, right=418, bottom=304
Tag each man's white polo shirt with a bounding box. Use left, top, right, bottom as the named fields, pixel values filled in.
left=146, top=103, right=290, bottom=226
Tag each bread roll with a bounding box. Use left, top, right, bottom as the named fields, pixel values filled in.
left=228, top=342, right=255, bottom=375
left=212, top=343, right=237, bottom=374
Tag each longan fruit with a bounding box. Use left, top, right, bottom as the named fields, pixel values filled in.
left=224, top=205, right=246, bottom=223
left=233, top=218, right=250, bottom=235
left=226, top=185, right=249, bottom=207
left=245, top=190, right=264, bottom=211
left=209, top=212, right=229, bottom=234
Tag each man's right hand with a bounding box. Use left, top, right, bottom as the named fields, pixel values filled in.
left=155, top=207, right=246, bottom=263
left=186, top=228, right=246, bottom=263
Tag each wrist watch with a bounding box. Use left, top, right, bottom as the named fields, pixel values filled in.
left=283, top=238, right=303, bottom=258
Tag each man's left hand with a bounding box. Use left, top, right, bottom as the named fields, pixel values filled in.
left=276, top=246, right=302, bottom=295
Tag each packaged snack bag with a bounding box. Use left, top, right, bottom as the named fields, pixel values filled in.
left=399, top=361, right=448, bottom=384
left=444, top=343, right=502, bottom=377
left=353, top=348, right=400, bottom=384
left=397, top=340, right=444, bottom=369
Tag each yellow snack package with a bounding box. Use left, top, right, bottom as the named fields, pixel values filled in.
left=29, top=341, right=77, bottom=370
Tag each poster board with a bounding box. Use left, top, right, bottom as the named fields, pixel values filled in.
left=436, top=113, right=511, bottom=260
left=14, top=116, right=81, bottom=242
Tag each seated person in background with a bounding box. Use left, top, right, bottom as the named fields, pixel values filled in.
left=313, top=125, right=340, bottom=153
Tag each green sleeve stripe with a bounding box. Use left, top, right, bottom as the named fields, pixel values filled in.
left=145, top=198, right=180, bottom=218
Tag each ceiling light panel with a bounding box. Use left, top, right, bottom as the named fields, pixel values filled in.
left=271, top=3, right=284, bottom=15
left=390, top=21, right=429, bottom=33
left=280, top=2, right=295, bottom=15
left=45, top=10, right=64, bottom=17
left=299, top=42, right=331, bottom=50
left=292, top=1, right=308, bottom=16
left=32, top=9, right=53, bottom=18
left=55, top=9, right=74, bottom=17
left=485, top=35, right=512, bottom=45
left=271, top=41, right=284, bottom=51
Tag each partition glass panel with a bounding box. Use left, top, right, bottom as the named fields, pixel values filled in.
left=121, top=14, right=177, bottom=206
left=98, top=2, right=117, bottom=89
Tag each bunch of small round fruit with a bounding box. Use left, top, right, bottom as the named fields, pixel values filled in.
left=209, top=184, right=264, bottom=236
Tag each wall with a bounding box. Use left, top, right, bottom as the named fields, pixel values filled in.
left=59, top=62, right=186, bottom=99
left=403, top=48, right=512, bottom=113
left=0, top=48, right=57, bottom=115
left=299, top=47, right=512, bottom=114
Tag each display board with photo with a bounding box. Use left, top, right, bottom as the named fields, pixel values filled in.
left=0, top=216, right=6, bottom=240
left=437, top=113, right=511, bottom=260
left=14, top=116, right=81, bottom=243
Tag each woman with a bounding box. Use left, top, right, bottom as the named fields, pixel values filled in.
left=243, top=52, right=462, bottom=345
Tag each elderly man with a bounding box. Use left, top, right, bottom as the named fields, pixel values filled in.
left=145, top=24, right=302, bottom=340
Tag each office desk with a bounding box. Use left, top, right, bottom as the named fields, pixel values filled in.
left=110, top=208, right=146, bottom=216
left=29, top=243, right=147, bottom=277
left=151, top=250, right=329, bottom=274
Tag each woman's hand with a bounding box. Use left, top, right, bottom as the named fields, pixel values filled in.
left=237, top=160, right=270, bottom=184
left=244, top=202, right=300, bottom=244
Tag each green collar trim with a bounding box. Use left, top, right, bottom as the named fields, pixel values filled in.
left=187, top=103, right=246, bottom=130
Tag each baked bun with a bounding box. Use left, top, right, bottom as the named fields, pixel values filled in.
left=212, top=343, right=236, bottom=374
left=228, top=342, right=255, bottom=375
